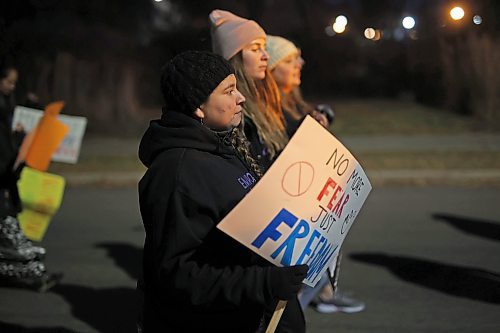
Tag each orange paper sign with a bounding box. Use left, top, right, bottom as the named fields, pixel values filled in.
left=25, top=101, right=69, bottom=171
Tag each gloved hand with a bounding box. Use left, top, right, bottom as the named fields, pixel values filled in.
left=269, top=264, right=309, bottom=300
left=315, top=104, right=335, bottom=124
left=309, top=110, right=329, bottom=128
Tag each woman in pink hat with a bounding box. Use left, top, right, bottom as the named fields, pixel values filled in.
left=209, top=10, right=307, bottom=333
left=209, top=9, right=288, bottom=172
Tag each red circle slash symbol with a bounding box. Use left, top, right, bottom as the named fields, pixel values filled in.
left=281, top=161, right=315, bottom=197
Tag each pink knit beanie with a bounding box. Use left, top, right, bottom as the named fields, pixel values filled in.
left=209, top=9, right=267, bottom=60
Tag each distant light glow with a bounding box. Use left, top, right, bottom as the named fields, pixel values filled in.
left=402, top=16, right=416, bottom=29
left=393, top=28, right=404, bottom=41
left=324, top=26, right=335, bottom=36
left=154, top=0, right=163, bottom=2
left=473, top=15, right=482, bottom=25
left=450, top=7, right=465, bottom=20
left=335, top=15, right=348, bottom=27
left=364, top=28, right=376, bottom=39
left=372, top=29, right=382, bottom=41
left=333, top=22, right=346, bottom=34
left=331, top=15, right=347, bottom=35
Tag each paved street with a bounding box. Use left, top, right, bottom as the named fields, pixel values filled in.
left=1, top=186, right=499, bottom=332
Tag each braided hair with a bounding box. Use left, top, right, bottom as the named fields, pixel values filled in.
left=230, top=127, right=263, bottom=178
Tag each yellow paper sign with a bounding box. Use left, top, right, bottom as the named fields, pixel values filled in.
left=17, top=210, right=52, bottom=242
left=17, top=167, right=65, bottom=241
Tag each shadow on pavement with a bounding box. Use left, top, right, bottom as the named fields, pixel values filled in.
left=96, top=242, right=142, bottom=281
left=350, top=252, right=500, bottom=304
left=0, top=322, right=74, bottom=332
left=433, top=213, right=500, bottom=242
left=52, top=284, right=138, bottom=333
left=132, top=225, right=144, bottom=232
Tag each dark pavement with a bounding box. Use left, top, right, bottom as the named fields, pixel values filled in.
left=1, top=186, right=499, bottom=332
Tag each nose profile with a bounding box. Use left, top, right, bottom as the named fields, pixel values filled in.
left=261, top=49, right=269, bottom=60
left=237, top=89, right=246, bottom=104
left=298, top=56, right=305, bottom=69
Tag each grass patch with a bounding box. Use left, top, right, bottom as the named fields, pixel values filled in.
left=47, top=99, right=498, bottom=178
left=48, top=151, right=500, bottom=173
left=316, top=98, right=484, bottom=135
left=49, top=155, right=145, bottom=173
left=357, top=151, right=500, bottom=170
left=369, top=176, right=500, bottom=188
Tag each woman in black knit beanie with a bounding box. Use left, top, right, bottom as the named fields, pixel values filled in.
left=137, top=50, right=308, bottom=332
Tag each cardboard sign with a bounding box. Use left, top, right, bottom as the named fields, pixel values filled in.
left=217, top=116, right=372, bottom=287
left=12, top=105, right=87, bottom=164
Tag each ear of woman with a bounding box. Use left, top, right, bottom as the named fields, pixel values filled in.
left=194, top=108, right=205, bottom=119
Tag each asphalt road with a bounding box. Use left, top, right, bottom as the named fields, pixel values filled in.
left=1, top=186, right=499, bottom=333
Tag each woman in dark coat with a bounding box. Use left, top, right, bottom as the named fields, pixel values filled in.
left=138, top=51, right=307, bottom=333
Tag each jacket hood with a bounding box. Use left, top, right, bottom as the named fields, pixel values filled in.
left=139, top=111, right=234, bottom=167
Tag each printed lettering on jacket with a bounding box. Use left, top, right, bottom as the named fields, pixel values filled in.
left=237, top=172, right=256, bottom=189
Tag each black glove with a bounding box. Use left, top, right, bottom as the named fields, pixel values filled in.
left=315, top=104, right=335, bottom=124
left=269, top=264, right=309, bottom=300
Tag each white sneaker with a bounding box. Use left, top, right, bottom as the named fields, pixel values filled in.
left=313, top=291, right=366, bottom=314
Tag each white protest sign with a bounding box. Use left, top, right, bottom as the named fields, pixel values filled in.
left=217, top=116, right=372, bottom=287
left=12, top=106, right=87, bottom=164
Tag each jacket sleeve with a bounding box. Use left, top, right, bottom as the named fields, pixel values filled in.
left=152, top=188, right=274, bottom=308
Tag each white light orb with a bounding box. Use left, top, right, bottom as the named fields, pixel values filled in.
left=402, top=16, right=416, bottom=29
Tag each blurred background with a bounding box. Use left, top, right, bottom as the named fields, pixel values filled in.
left=1, top=1, right=499, bottom=332
left=2, top=0, right=500, bottom=136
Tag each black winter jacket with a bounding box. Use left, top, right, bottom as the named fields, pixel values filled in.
left=0, top=93, right=22, bottom=218
left=138, top=111, right=276, bottom=332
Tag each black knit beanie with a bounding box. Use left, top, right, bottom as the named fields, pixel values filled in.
left=160, top=50, right=235, bottom=114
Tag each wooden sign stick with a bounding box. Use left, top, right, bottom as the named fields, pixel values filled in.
left=265, top=300, right=288, bottom=333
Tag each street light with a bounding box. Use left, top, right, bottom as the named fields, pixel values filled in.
left=332, top=15, right=347, bottom=34
left=402, top=16, right=416, bottom=29
left=450, top=6, right=465, bottom=20
left=335, top=15, right=348, bottom=27
left=364, top=28, right=382, bottom=41
left=364, top=28, right=376, bottom=39
left=333, top=22, right=346, bottom=34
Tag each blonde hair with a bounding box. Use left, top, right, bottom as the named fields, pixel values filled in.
left=229, top=52, right=288, bottom=159
left=281, top=87, right=314, bottom=120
